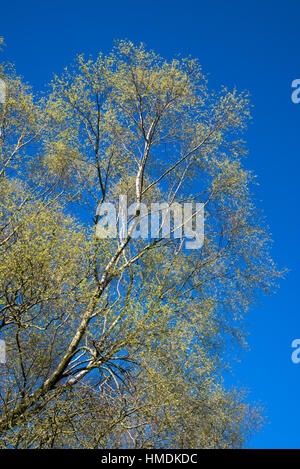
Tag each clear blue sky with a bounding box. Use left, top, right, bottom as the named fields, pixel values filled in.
left=1, top=0, right=299, bottom=449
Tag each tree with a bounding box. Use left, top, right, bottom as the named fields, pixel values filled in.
left=0, top=40, right=280, bottom=448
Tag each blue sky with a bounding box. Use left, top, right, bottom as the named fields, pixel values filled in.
left=1, top=0, right=300, bottom=448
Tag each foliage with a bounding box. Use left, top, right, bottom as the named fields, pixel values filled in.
left=0, top=41, right=281, bottom=448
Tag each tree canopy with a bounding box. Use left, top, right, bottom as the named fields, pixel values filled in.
left=0, top=41, right=281, bottom=448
